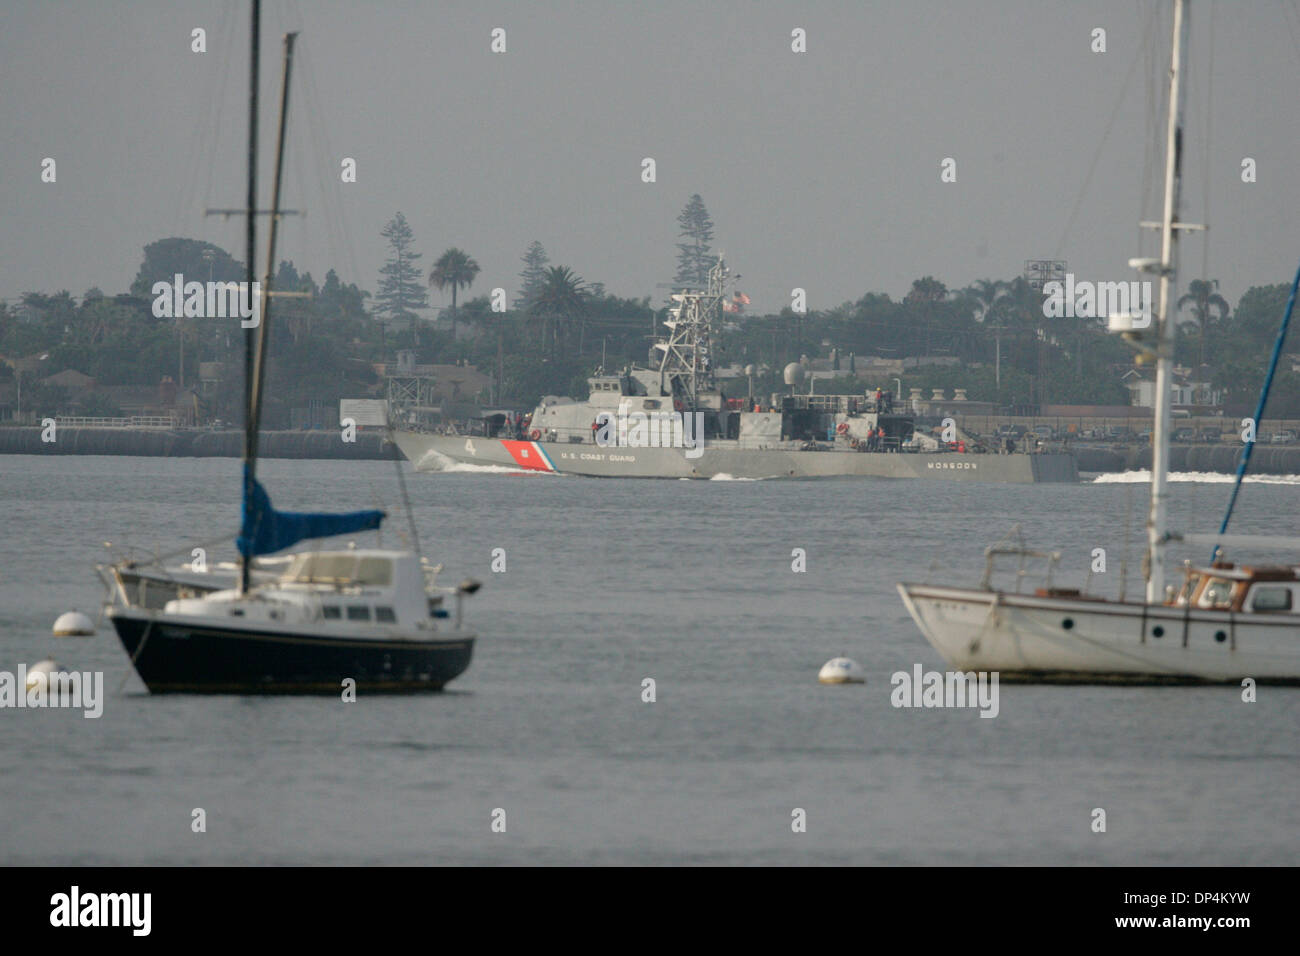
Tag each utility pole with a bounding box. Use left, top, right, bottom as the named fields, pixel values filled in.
left=987, top=325, right=1006, bottom=392
left=496, top=323, right=504, bottom=405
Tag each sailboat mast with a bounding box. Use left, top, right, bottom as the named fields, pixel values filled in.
left=240, top=0, right=260, bottom=596
left=248, top=30, right=298, bottom=457
left=1146, top=0, right=1189, bottom=604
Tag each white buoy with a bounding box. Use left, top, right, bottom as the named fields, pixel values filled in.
left=26, top=658, right=63, bottom=692
left=53, top=611, right=96, bottom=637
left=24, top=659, right=86, bottom=706
left=818, top=657, right=865, bottom=684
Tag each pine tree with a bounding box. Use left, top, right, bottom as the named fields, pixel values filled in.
left=374, top=212, right=428, bottom=336
left=674, top=194, right=715, bottom=290
left=514, top=240, right=550, bottom=309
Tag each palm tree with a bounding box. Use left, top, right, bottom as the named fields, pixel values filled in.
left=429, top=248, right=481, bottom=339
left=529, top=266, right=588, bottom=358
left=967, top=278, right=1006, bottom=322
left=1177, top=278, right=1230, bottom=367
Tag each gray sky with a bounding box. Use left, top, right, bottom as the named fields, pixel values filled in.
left=2, top=0, right=1298, bottom=314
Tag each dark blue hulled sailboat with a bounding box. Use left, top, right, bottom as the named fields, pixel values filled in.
left=109, top=468, right=478, bottom=693
left=108, top=537, right=477, bottom=693
left=107, top=4, right=476, bottom=693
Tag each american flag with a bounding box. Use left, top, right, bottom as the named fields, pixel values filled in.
left=724, top=291, right=751, bottom=313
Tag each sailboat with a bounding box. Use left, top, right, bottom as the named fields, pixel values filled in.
left=104, top=3, right=478, bottom=693
left=898, top=0, right=1300, bottom=685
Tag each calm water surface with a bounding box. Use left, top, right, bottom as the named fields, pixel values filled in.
left=1, top=455, right=1297, bottom=864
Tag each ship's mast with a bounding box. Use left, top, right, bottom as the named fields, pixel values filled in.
left=1146, top=0, right=1190, bottom=604
left=239, top=0, right=260, bottom=595
left=238, top=4, right=298, bottom=594
left=655, top=257, right=728, bottom=406
left=247, top=30, right=298, bottom=471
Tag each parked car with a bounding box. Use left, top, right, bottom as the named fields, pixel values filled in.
left=1199, top=429, right=1220, bottom=443
left=1173, top=428, right=1196, bottom=443
left=1269, top=431, right=1296, bottom=444
left=1030, top=424, right=1055, bottom=440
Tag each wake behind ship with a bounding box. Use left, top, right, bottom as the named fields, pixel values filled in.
left=394, top=260, right=1076, bottom=483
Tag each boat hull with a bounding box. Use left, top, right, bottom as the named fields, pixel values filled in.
left=393, top=432, right=1077, bottom=482
left=897, top=583, right=1300, bottom=684
left=110, top=612, right=474, bottom=693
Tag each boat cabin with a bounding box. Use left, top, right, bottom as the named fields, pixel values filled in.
left=1174, top=562, right=1300, bottom=614
left=161, top=549, right=453, bottom=633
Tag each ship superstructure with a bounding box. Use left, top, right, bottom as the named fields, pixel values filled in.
left=393, top=259, right=1076, bottom=483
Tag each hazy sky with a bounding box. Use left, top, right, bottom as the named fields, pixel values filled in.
left=2, top=0, right=1298, bottom=315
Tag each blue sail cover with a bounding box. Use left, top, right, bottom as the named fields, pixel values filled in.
left=237, top=465, right=385, bottom=557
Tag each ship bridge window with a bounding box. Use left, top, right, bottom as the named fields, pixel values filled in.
left=1249, top=586, right=1293, bottom=612
left=346, top=605, right=371, bottom=621
left=1200, top=577, right=1234, bottom=609
left=375, top=606, right=397, bottom=623
left=322, top=605, right=341, bottom=620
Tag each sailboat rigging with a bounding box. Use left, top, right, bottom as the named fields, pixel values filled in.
left=100, top=1, right=479, bottom=693
left=897, top=0, right=1300, bottom=685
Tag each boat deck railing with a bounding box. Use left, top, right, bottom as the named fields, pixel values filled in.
left=980, top=525, right=1061, bottom=592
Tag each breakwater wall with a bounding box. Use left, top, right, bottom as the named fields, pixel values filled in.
left=0, top=428, right=391, bottom=460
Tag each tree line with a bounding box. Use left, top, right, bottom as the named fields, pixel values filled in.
left=3, top=195, right=1296, bottom=422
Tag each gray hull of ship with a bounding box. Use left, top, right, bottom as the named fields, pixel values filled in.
left=393, top=432, right=1077, bottom=482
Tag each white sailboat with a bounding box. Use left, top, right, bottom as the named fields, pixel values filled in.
left=898, top=0, right=1300, bottom=685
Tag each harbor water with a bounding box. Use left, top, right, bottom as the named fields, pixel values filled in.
left=1, top=455, right=1297, bottom=864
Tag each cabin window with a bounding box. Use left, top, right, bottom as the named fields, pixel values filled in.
left=1250, top=586, right=1292, bottom=612
left=290, top=553, right=356, bottom=584
left=346, top=606, right=371, bottom=621
left=1201, top=578, right=1234, bottom=608
left=375, top=606, right=397, bottom=623
left=322, top=605, right=340, bottom=619
left=356, top=558, right=393, bottom=587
